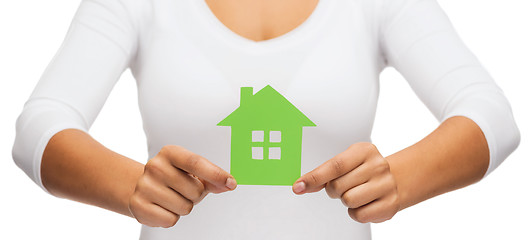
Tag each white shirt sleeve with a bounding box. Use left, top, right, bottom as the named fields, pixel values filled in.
left=379, top=0, right=520, bottom=176
left=12, top=0, right=139, bottom=192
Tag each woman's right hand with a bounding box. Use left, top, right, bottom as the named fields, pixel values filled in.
left=128, top=145, right=237, bottom=228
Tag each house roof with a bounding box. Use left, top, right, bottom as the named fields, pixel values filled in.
left=217, top=85, right=316, bottom=128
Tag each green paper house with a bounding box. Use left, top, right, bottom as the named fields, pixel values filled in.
left=217, top=85, right=316, bottom=186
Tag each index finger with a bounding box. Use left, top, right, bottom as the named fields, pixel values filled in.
left=293, top=144, right=372, bottom=194
left=162, top=145, right=237, bottom=193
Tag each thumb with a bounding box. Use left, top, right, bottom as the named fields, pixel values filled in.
left=204, top=177, right=237, bottom=194
left=292, top=172, right=327, bottom=195
left=193, top=173, right=237, bottom=194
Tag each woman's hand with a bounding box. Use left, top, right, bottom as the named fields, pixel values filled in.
left=129, top=145, right=237, bottom=228
left=292, top=142, right=400, bottom=223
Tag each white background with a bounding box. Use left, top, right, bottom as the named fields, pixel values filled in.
left=0, top=0, right=530, bottom=239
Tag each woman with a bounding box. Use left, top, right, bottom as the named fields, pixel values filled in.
left=13, top=0, right=520, bottom=239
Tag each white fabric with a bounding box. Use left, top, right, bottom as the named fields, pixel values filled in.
left=12, top=0, right=520, bottom=239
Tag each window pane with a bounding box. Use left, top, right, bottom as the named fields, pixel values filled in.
left=252, top=147, right=263, bottom=160
left=252, top=131, right=264, bottom=142
left=270, top=131, right=281, bottom=142
left=269, top=147, right=281, bottom=160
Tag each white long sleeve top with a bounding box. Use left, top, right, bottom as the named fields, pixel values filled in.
left=13, top=0, right=520, bottom=239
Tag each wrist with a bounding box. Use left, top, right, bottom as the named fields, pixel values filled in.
left=385, top=153, right=414, bottom=211
left=119, top=162, right=145, bottom=218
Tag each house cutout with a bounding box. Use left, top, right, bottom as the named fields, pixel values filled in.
left=217, top=85, right=316, bottom=186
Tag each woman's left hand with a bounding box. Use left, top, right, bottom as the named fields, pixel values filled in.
left=292, top=142, right=400, bottom=223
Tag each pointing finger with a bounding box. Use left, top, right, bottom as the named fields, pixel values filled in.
left=161, top=145, right=237, bottom=193
left=293, top=143, right=377, bottom=194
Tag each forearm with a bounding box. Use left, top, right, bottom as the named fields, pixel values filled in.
left=387, top=116, right=489, bottom=211
left=41, top=129, right=144, bottom=217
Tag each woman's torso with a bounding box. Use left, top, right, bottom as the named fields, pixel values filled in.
left=131, top=0, right=384, bottom=239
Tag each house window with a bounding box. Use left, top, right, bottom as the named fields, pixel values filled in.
left=252, top=131, right=264, bottom=142
left=252, top=147, right=263, bottom=160
left=269, top=147, right=281, bottom=159
left=270, top=131, right=281, bottom=142
left=251, top=130, right=281, bottom=160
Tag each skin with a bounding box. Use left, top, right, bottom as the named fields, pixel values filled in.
left=292, top=116, right=488, bottom=223
left=41, top=0, right=489, bottom=227
left=43, top=129, right=237, bottom=227
left=204, top=0, right=320, bottom=42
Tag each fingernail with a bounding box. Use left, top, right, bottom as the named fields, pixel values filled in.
left=225, top=177, right=237, bottom=190
left=293, top=181, right=306, bottom=194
